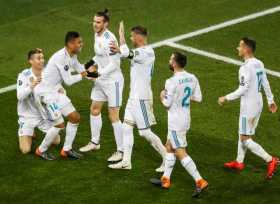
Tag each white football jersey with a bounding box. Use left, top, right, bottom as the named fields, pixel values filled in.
left=162, top=71, right=202, bottom=132
left=17, top=68, right=41, bottom=118
left=93, top=29, right=123, bottom=82
left=120, top=44, right=155, bottom=100
left=225, top=57, right=274, bottom=115
left=40, top=47, right=85, bottom=90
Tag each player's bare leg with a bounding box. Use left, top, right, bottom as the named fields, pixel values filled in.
left=107, top=107, right=123, bottom=163
left=19, top=136, right=33, bottom=154
left=79, top=101, right=103, bottom=152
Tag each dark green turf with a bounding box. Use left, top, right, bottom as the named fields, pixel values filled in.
left=0, top=1, right=280, bottom=203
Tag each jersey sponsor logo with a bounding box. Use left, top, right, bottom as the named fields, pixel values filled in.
left=64, top=65, right=69, bottom=71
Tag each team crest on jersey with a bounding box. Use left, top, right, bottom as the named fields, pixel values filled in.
left=64, top=65, right=69, bottom=71
left=18, top=80, right=23, bottom=86
left=135, top=50, right=139, bottom=56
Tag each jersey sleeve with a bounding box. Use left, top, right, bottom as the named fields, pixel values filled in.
left=261, top=69, right=274, bottom=105
left=73, top=56, right=85, bottom=73
left=16, top=73, right=32, bottom=101
left=98, top=35, right=120, bottom=77
left=191, top=76, right=202, bottom=102
left=55, top=60, right=82, bottom=86
left=162, top=79, right=176, bottom=108
left=225, top=66, right=251, bottom=101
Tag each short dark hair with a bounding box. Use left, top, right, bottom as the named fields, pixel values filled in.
left=65, top=31, right=80, bottom=45
left=95, top=8, right=110, bottom=22
left=241, top=37, right=256, bottom=52
left=173, top=52, right=187, bottom=68
left=28, top=48, right=43, bottom=60
left=131, top=26, right=148, bottom=36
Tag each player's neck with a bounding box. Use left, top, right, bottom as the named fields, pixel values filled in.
left=31, top=67, right=42, bottom=77
left=97, top=28, right=107, bottom=36
left=174, top=68, right=184, bottom=74
left=136, top=42, right=146, bottom=48
left=65, top=47, right=74, bottom=57
left=243, top=54, right=254, bottom=61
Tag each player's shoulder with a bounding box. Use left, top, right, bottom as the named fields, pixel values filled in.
left=183, top=71, right=198, bottom=82
left=244, top=57, right=263, bottom=68
left=48, top=48, right=67, bottom=64
left=136, top=45, right=155, bottom=57
left=19, top=68, right=32, bottom=78
left=103, top=29, right=116, bottom=41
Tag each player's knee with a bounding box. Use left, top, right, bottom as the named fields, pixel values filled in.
left=91, top=107, right=101, bottom=116
left=108, top=108, right=119, bottom=122
left=52, top=135, right=61, bottom=145
left=68, top=111, right=80, bottom=124
left=20, top=145, right=31, bottom=154
left=165, top=142, right=173, bottom=153
left=55, top=122, right=65, bottom=129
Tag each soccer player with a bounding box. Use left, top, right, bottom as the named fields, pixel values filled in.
left=34, top=31, right=91, bottom=160
left=150, top=52, right=208, bottom=198
left=218, top=37, right=278, bottom=179
left=17, top=48, right=60, bottom=154
left=108, top=22, right=166, bottom=172
left=79, top=9, right=125, bottom=163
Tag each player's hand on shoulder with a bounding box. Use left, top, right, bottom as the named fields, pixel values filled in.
left=30, top=76, right=41, bottom=89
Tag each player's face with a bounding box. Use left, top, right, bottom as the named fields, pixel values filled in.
left=130, top=32, right=144, bottom=47
left=237, top=40, right=248, bottom=58
left=169, top=54, right=175, bottom=71
left=93, top=16, right=107, bottom=33
left=29, top=53, right=44, bottom=70
left=68, top=37, right=83, bottom=54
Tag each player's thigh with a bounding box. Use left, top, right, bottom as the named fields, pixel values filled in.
left=123, top=101, right=136, bottom=127
left=91, top=82, right=107, bottom=105
left=18, top=136, right=32, bottom=154
left=239, top=112, right=261, bottom=136
left=167, top=130, right=188, bottom=150
left=105, top=80, right=124, bottom=108
left=133, top=100, right=156, bottom=130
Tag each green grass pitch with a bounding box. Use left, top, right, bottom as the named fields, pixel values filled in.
left=0, top=0, right=279, bottom=203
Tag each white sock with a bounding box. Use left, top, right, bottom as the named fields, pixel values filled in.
left=236, top=137, right=247, bottom=163
left=139, top=129, right=166, bottom=159
left=180, top=156, right=202, bottom=182
left=163, top=153, right=176, bottom=178
left=63, top=122, right=78, bottom=151
left=90, top=114, right=102, bottom=144
left=112, top=121, right=123, bottom=152
left=243, top=139, right=272, bottom=162
left=122, top=123, right=134, bottom=164
left=39, top=127, right=62, bottom=152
